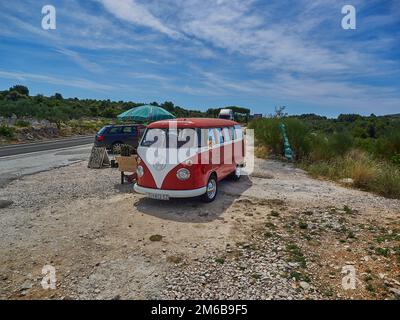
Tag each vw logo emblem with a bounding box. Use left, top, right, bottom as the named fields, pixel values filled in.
left=153, top=160, right=166, bottom=171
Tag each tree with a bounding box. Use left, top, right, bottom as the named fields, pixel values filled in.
left=367, top=123, right=377, bottom=138
left=9, top=85, right=29, bottom=96
left=46, top=108, right=69, bottom=129
left=273, top=106, right=288, bottom=118
left=53, top=93, right=63, bottom=100
left=161, top=101, right=174, bottom=112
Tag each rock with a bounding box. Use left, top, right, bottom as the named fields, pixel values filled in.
left=20, top=281, right=32, bottom=291
left=0, top=200, right=13, bottom=209
left=340, top=178, right=354, bottom=185
left=389, top=288, right=400, bottom=298
left=299, top=281, right=311, bottom=291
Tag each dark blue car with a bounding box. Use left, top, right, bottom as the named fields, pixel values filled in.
left=94, top=124, right=146, bottom=154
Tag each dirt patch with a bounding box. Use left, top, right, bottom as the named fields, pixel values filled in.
left=0, top=158, right=399, bottom=300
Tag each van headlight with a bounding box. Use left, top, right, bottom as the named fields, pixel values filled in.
left=137, top=165, right=144, bottom=177
left=176, top=168, right=190, bottom=181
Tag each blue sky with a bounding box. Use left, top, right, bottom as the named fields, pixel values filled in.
left=0, top=0, right=399, bottom=116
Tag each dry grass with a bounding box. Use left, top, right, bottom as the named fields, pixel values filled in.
left=254, top=145, right=269, bottom=159
left=301, top=150, right=400, bottom=199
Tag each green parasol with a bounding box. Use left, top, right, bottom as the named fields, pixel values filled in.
left=117, top=105, right=175, bottom=123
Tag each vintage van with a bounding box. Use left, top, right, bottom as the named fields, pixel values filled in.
left=134, top=118, right=245, bottom=202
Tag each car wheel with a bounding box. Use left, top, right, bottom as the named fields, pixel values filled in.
left=112, top=142, right=123, bottom=154
left=231, top=165, right=241, bottom=181
left=201, top=174, right=218, bottom=203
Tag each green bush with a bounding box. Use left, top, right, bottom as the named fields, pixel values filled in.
left=372, top=163, right=400, bottom=198
left=120, top=144, right=135, bottom=156
left=15, top=120, right=30, bottom=127
left=249, top=118, right=282, bottom=155
left=0, top=125, right=14, bottom=138
left=283, top=118, right=311, bottom=160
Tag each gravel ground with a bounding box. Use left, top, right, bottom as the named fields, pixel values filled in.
left=0, top=157, right=399, bottom=300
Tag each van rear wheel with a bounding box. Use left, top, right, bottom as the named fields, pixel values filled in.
left=201, top=174, right=218, bottom=202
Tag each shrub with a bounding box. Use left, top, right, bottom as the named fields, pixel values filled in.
left=0, top=125, right=14, bottom=138
left=308, top=132, right=353, bottom=162
left=249, top=118, right=282, bottom=155
left=372, top=164, right=400, bottom=199
left=120, top=144, right=135, bottom=156
left=342, top=150, right=378, bottom=188
left=302, top=150, right=400, bottom=199
left=249, top=117, right=312, bottom=159
left=283, top=118, right=311, bottom=160
left=15, top=120, right=30, bottom=127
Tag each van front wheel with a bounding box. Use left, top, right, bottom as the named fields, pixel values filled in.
left=201, top=175, right=218, bottom=202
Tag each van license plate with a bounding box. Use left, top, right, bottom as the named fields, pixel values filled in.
left=148, top=193, right=169, bottom=201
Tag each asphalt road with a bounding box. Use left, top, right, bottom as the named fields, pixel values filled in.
left=0, top=135, right=94, bottom=157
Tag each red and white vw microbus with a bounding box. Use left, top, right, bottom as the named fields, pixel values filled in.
left=134, top=118, right=245, bottom=202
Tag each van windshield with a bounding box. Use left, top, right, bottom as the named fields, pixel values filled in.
left=141, top=128, right=201, bottom=148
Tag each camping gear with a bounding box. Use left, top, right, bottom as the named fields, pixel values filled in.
left=117, top=105, right=175, bottom=123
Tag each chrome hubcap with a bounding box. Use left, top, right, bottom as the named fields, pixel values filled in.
left=207, top=179, right=216, bottom=199
left=113, top=144, right=122, bottom=154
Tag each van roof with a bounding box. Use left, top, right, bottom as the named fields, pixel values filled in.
left=147, top=118, right=239, bottom=129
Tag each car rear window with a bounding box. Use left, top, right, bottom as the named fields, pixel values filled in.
left=97, top=126, right=108, bottom=135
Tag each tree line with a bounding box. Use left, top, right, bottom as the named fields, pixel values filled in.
left=0, top=85, right=250, bottom=123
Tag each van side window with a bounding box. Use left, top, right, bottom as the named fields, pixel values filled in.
left=223, top=127, right=231, bottom=142
left=208, top=128, right=216, bottom=146
left=230, top=127, right=236, bottom=140
left=215, top=128, right=224, bottom=144
left=234, top=125, right=243, bottom=140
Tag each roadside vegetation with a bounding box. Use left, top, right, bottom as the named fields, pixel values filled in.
left=0, top=85, right=250, bottom=142
left=249, top=110, right=400, bottom=199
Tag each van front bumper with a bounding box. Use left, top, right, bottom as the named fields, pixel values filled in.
left=134, top=184, right=207, bottom=198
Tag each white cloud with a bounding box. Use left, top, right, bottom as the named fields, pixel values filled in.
left=97, top=0, right=180, bottom=38
left=55, top=48, right=104, bottom=74
left=0, top=70, right=116, bottom=91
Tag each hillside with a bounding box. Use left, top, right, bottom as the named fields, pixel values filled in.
left=0, top=85, right=249, bottom=144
